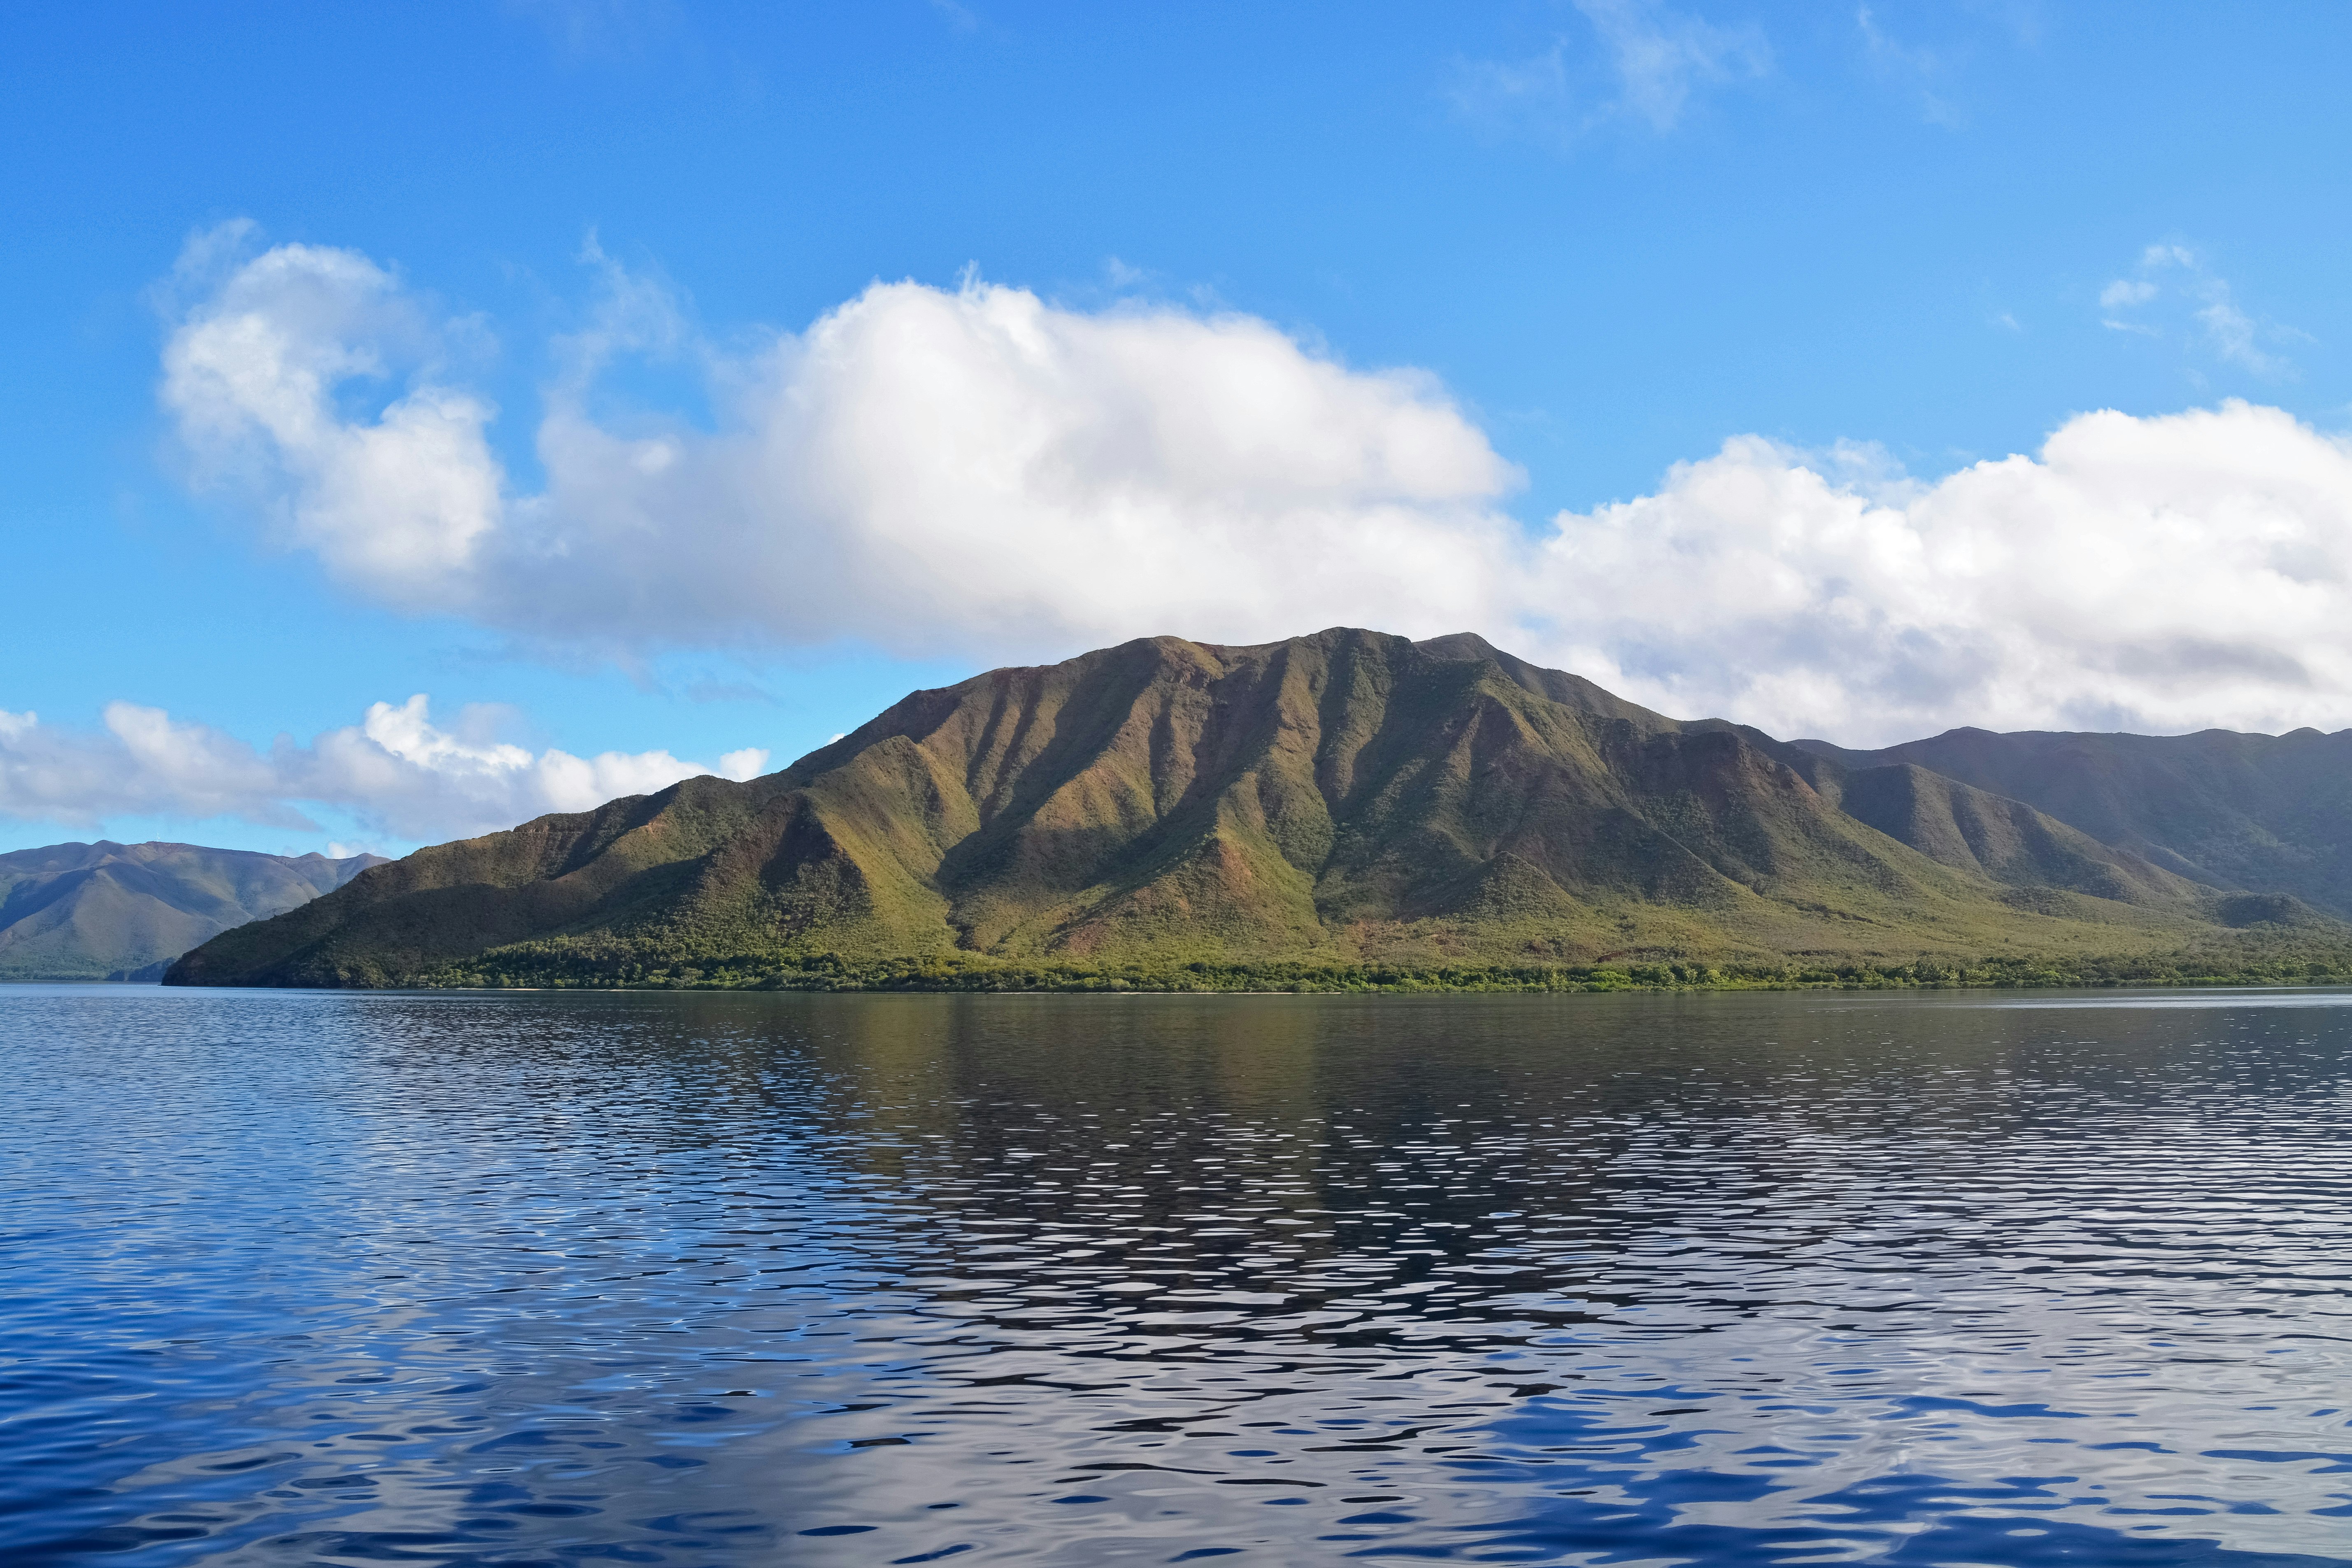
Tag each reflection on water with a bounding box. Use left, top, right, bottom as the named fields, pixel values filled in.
left=3, top=986, right=2351, bottom=1566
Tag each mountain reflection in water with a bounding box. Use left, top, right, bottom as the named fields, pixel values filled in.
left=4, top=986, right=2350, bottom=1566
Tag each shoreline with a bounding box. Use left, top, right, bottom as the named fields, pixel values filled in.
left=158, top=949, right=2352, bottom=995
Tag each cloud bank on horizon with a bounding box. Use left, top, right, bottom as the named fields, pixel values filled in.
left=160, top=226, right=2352, bottom=751
left=0, top=695, right=766, bottom=845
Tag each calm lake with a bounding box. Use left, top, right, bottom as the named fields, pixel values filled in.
left=5, top=985, right=2350, bottom=1566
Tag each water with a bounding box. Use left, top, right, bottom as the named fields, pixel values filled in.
left=4, top=986, right=2351, bottom=1567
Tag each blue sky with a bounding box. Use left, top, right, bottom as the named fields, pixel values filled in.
left=6, top=1, right=2352, bottom=856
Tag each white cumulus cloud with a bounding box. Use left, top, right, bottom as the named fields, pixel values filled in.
left=161, top=237, right=503, bottom=609
left=1528, top=404, right=2352, bottom=741
left=158, top=226, right=2352, bottom=747
left=0, top=696, right=767, bottom=845
left=163, top=227, right=1524, bottom=654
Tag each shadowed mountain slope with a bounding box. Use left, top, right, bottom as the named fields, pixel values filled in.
left=1, top=842, right=385, bottom=981
left=168, top=630, right=2288, bottom=989
left=1795, top=726, right=2352, bottom=918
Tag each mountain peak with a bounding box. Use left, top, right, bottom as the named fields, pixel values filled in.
left=166, top=628, right=2305, bottom=990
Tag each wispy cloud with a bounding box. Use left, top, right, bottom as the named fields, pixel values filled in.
left=1855, top=5, right=1963, bottom=127
left=0, top=693, right=767, bottom=845
left=507, top=0, right=676, bottom=59
left=1448, top=0, right=1768, bottom=146
left=2098, top=242, right=2302, bottom=376
left=1576, top=0, right=1770, bottom=131
left=1445, top=43, right=1577, bottom=146
left=926, top=0, right=979, bottom=33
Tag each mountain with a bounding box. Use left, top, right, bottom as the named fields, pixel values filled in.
left=167, top=629, right=2307, bottom=991
left=1791, top=728, right=2352, bottom=921
left=1, top=842, right=385, bottom=982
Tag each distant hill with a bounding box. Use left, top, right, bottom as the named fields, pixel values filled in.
left=166, top=628, right=2329, bottom=991
left=1, top=842, right=384, bottom=982
left=1792, top=727, right=2352, bottom=921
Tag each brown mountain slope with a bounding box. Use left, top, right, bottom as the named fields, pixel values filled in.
left=168, top=629, right=2266, bottom=989
left=1299, top=633, right=2212, bottom=914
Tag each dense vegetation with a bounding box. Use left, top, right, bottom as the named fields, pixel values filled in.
left=168, top=628, right=2352, bottom=993
left=409, top=933, right=2352, bottom=994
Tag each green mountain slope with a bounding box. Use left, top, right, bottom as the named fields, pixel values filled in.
left=168, top=629, right=2297, bottom=990
left=1, top=841, right=385, bottom=981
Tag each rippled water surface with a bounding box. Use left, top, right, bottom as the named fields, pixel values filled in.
left=5, top=986, right=2352, bottom=1566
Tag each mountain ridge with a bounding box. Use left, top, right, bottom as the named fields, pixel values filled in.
left=166, top=628, right=2335, bottom=990
left=1792, top=724, right=2352, bottom=917
left=2, top=841, right=386, bottom=981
